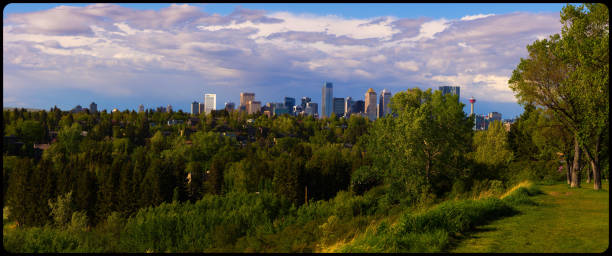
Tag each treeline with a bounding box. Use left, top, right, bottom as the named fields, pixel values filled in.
left=3, top=102, right=374, bottom=227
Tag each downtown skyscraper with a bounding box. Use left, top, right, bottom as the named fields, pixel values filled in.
left=378, top=89, right=392, bottom=118
left=321, top=82, right=333, bottom=118
left=204, top=93, right=216, bottom=114
left=365, top=88, right=377, bottom=121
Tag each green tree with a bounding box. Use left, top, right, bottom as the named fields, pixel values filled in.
left=509, top=3, right=608, bottom=189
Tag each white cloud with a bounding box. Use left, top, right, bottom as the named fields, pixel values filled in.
left=3, top=4, right=563, bottom=115
left=395, top=61, right=419, bottom=72
left=460, top=13, right=495, bottom=21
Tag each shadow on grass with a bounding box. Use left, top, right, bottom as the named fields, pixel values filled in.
left=443, top=206, right=523, bottom=252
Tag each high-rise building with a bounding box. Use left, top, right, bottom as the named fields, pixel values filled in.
left=345, top=97, right=353, bottom=116
left=365, top=88, right=377, bottom=121
left=271, top=102, right=289, bottom=116
left=204, top=93, right=216, bottom=114
left=488, top=112, right=502, bottom=122
left=247, top=101, right=261, bottom=114
left=439, top=86, right=460, bottom=99
left=191, top=101, right=199, bottom=115
left=301, top=97, right=311, bottom=110
left=284, top=97, right=295, bottom=109
left=89, top=102, right=97, bottom=114
left=379, top=89, right=392, bottom=118
left=333, top=97, right=345, bottom=117
left=167, top=105, right=173, bottom=113
left=321, top=82, right=333, bottom=118
left=240, top=92, right=255, bottom=109
left=469, top=97, right=476, bottom=130
left=199, top=102, right=205, bottom=114
left=225, top=102, right=235, bottom=112
left=138, top=104, right=144, bottom=113
left=351, top=100, right=365, bottom=114
left=305, top=102, right=318, bottom=117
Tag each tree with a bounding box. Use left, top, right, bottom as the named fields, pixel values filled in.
left=367, top=88, right=473, bottom=202
left=473, top=120, right=513, bottom=168
left=509, top=3, right=608, bottom=189
left=48, top=191, right=76, bottom=228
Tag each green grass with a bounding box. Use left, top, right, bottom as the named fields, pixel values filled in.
left=450, top=182, right=609, bottom=253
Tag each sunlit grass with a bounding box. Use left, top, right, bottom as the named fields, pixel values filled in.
left=451, top=182, right=609, bottom=253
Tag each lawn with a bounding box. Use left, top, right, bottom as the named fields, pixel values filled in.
left=450, top=181, right=609, bottom=253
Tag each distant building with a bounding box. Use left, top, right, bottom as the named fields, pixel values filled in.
left=269, top=102, right=289, bottom=116
left=204, top=94, right=216, bottom=114
left=322, top=82, right=333, bottom=118
left=365, top=88, right=377, bottom=121
left=305, top=102, right=318, bottom=116
left=293, top=105, right=303, bottom=115
left=199, top=102, right=205, bottom=114
left=351, top=100, right=365, bottom=114
left=345, top=96, right=353, bottom=116
left=247, top=101, right=261, bottom=114
left=488, top=112, right=502, bottom=122
left=301, top=97, right=311, bottom=110
left=240, top=92, right=255, bottom=110
left=284, top=97, right=295, bottom=110
left=138, top=104, right=145, bottom=113
left=439, top=86, right=460, bottom=99
left=225, top=102, right=235, bottom=112
left=191, top=101, right=199, bottom=115
left=89, top=102, right=97, bottom=114
left=475, top=114, right=486, bottom=130
left=71, top=105, right=83, bottom=113
left=167, top=105, right=173, bottom=113
left=332, top=97, right=345, bottom=117
left=112, top=108, right=119, bottom=113
left=379, top=89, right=392, bottom=118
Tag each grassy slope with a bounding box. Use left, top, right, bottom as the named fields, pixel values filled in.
left=450, top=182, right=609, bottom=253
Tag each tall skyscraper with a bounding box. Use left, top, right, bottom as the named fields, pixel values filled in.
left=88, top=102, right=97, bottom=114
left=204, top=94, right=216, bottom=114
left=345, top=96, right=353, bottom=116
left=365, top=88, right=377, bottom=121
left=439, top=86, right=460, bottom=99
left=247, top=101, right=261, bottom=114
left=240, top=92, right=255, bottom=109
left=167, top=104, right=173, bottom=113
left=138, top=104, right=144, bottom=113
left=284, top=97, right=295, bottom=109
left=321, top=82, right=333, bottom=118
left=379, top=89, right=392, bottom=118
left=191, top=101, right=199, bottom=115
left=333, top=97, right=345, bottom=117
left=301, top=97, right=311, bottom=110
left=351, top=100, right=365, bottom=114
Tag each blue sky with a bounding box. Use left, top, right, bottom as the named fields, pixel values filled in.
left=3, top=3, right=571, bottom=118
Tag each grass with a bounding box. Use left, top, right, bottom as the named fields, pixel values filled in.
left=450, top=181, right=609, bottom=253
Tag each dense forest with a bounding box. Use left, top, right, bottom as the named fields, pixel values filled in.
left=2, top=3, right=608, bottom=253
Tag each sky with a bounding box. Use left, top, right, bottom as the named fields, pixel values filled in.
left=3, top=3, right=570, bottom=118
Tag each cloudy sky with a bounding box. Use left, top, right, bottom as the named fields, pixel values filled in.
left=3, top=3, right=567, bottom=118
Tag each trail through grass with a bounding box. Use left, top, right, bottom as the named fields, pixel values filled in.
left=450, top=182, right=609, bottom=253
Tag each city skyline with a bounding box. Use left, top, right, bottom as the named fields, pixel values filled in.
left=3, top=3, right=569, bottom=119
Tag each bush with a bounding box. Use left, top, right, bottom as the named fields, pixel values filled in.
left=350, top=165, right=383, bottom=195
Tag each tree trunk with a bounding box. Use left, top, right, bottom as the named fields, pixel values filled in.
left=591, top=160, right=601, bottom=190
left=570, top=136, right=581, bottom=188
left=565, top=159, right=571, bottom=185
left=585, top=134, right=602, bottom=191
